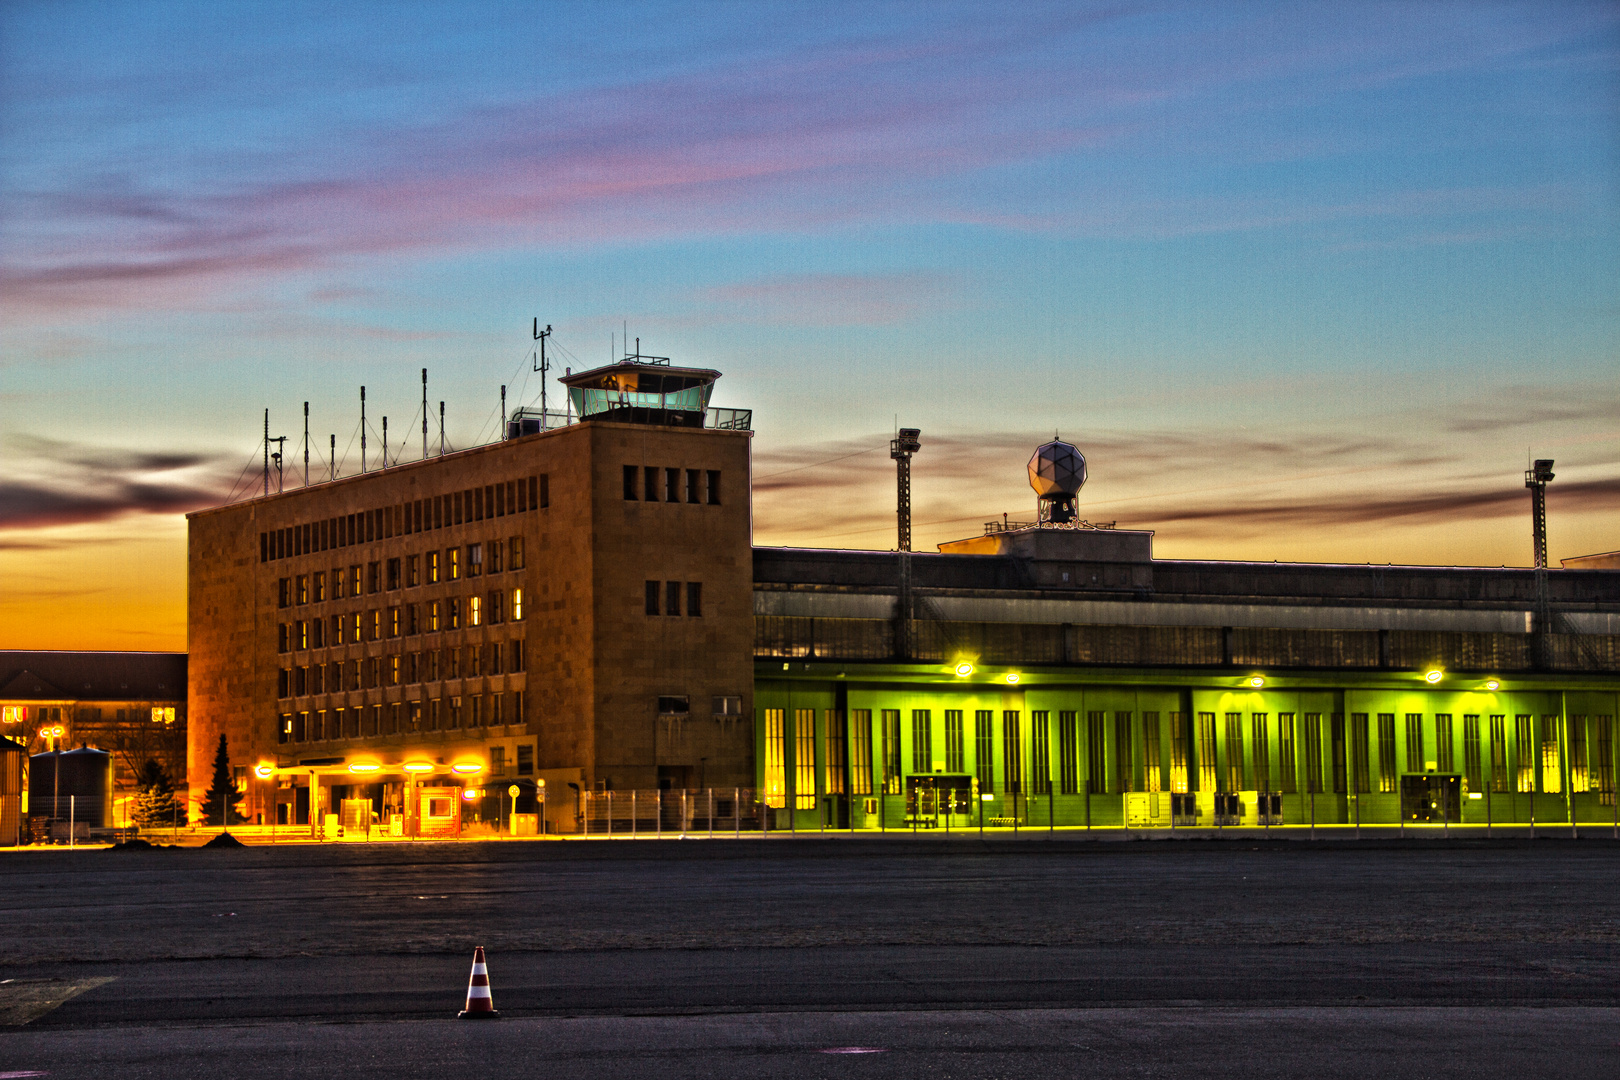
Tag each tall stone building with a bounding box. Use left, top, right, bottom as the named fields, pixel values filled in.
left=186, top=359, right=754, bottom=831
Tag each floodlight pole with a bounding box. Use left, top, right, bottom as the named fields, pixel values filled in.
left=1526, top=459, right=1555, bottom=665
left=890, top=428, right=921, bottom=662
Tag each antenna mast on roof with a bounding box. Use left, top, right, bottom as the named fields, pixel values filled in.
left=533, top=320, right=551, bottom=430
left=303, top=402, right=310, bottom=487
left=263, top=410, right=270, bottom=497
left=382, top=417, right=388, bottom=468
left=421, top=369, right=428, bottom=460
left=360, top=387, right=367, bottom=475
left=330, top=434, right=336, bottom=482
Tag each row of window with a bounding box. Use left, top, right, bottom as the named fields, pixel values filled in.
left=261, top=475, right=548, bottom=564
left=759, top=709, right=1619, bottom=809
left=277, top=690, right=524, bottom=743
left=278, top=538, right=525, bottom=606
left=278, top=591, right=525, bottom=651
left=277, top=640, right=525, bottom=698
left=623, top=466, right=721, bottom=505
left=645, top=581, right=702, bottom=617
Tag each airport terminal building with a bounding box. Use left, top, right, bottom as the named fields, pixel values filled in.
left=185, top=358, right=1620, bottom=835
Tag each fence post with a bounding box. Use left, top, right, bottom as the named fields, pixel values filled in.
left=735, top=786, right=740, bottom=839
left=709, top=788, right=714, bottom=840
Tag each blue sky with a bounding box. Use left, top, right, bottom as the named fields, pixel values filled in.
left=1, top=1, right=1616, bottom=648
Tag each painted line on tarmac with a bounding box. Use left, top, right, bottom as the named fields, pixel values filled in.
left=0, top=978, right=116, bottom=1027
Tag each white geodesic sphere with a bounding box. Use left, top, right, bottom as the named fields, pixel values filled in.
left=1028, top=440, right=1086, bottom=499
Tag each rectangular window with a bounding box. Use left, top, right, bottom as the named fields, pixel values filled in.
left=468, top=543, right=483, bottom=578
left=1058, top=711, right=1079, bottom=794
left=405, top=604, right=418, bottom=636
left=293, top=667, right=307, bottom=695
left=764, top=708, right=786, bottom=808
left=1490, top=714, right=1509, bottom=792
left=509, top=536, right=525, bottom=570
left=448, top=696, right=462, bottom=729
left=1115, top=711, right=1135, bottom=794
left=1224, top=712, right=1244, bottom=792
left=686, top=469, right=700, bottom=504
left=511, top=639, right=525, bottom=673
left=1003, top=711, right=1023, bottom=795
left=851, top=709, right=873, bottom=796
left=1540, top=715, right=1561, bottom=794
left=1299, top=714, right=1320, bottom=794
left=388, top=607, right=401, bottom=637
left=944, top=710, right=964, bottom=773
left=1570, top=715, right=1588, bottom=792
left=1169, top=712, right=1189, bottom=794
left=1463, top=714, right=1482, bottom=791
left=911, top=709, right=932, bottom=774
left=1030, top=711, right=1051, bottom=795
left=278, top=578, right=290, bottom=608
left=1405, top=713, right=1424, bottom=772
left=665, top=580, right=681, bottom=617
left=539, top=474, right=548, bottom=508
left=665, top=467, right=680, bottom=503
left=644, top=466, right=659, bottom=502
left=1353, top=714, right=1373, bottom=793
left=1197, top=712, right=1218, bottom=793
left=623, top=465, right=638, bottom=500
left=296, top=575, right=309, bottom=605
left=511, top=588, right=524, bottom=621
left=448, top=597, right=461, bottom=629
left=645, top=580, right=660, bottom=615
left=825, top=710, right=847, bottom=796
left=1592, top=716, right=1614, bottom=805
left=686, top=581, right=702, bottom=617
left=1088, top=711, right=1108, bottom=794
left=313, top=570, right=326, bottom=603
left=1252, top=713, right=1270, bottom=792
left=368, top=561, right=380, bottom=593
left=448, top=548, right=460, bottom=580
left=516, top=744, right=533, bottom=776
left=973, top=710, right=995, bottom=794
left=1142, top=712, right=1162, bottom=793
left=349, top=565, right=361, bottom=596
left=706, top=470, right=721, bottom=505
left=427, top=551, right=441, bottom=583
left=881, top=709, right=902, bottom=794
left=1275, top=713, right=1298, bottom=794
left=278, top=713, right=291, bottom=743
left=388, top=655, right=401, bottom=686
left=469, top=595, right=483, bottom=626
left=469, top=695, right=483, bottom=728
left=489, top=591, right=504, bottom=624
left=1435, top=714, right=1454, bottom=773
left=331, top=568, right=345, bottom=600
left=1515, top=715, right=1534, bottom=792
left=386, top=558, right=400, bottom=591
left=406, top=555, right=419, bottom=587
left=794, top=708, right=816, bottom=810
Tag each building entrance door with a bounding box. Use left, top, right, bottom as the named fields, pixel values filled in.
left=1400, top=774, right=1460, bottom=822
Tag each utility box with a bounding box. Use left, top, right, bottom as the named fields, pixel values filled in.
left=512, top=813, right=539, bottom=836
left=1125, top=791, right=1172, bottom=826
left=417, top=789, right=461, bottom=838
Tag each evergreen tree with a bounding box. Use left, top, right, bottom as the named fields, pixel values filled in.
left=133, top=758, right=182, bottom=829
left=201, top=734, right=245, bottom=826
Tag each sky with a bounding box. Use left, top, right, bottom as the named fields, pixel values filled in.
left=1, top=1, right=1617, bottom=652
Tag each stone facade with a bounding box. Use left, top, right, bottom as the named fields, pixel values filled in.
left=186, top=419, right=754, bottom=830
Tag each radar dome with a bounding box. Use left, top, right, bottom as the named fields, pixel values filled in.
left=1028, top=439, right=1086, bottom=499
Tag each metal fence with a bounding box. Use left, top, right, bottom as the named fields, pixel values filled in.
left=579, top=788, right=763, bottom=837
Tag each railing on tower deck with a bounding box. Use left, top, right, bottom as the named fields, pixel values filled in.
left=505, top=405, right=752, bottom=434
left=578, top=788, right=765, bottom=836
left=705, top=407, right=752, bottom=431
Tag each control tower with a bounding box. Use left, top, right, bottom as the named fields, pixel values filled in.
left=559, top=345, right=725, bottom=429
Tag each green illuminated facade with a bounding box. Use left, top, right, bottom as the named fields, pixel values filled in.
left=751, top=541, right=1620, bottom=833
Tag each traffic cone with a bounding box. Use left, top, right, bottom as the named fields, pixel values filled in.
left=457, top=946, right=500, bottom=1018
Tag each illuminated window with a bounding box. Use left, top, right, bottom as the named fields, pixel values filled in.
left=1197, top=712, right=1217, bottom=793
left=1058, top=711, right=1079, bottom=794
left=1593, top=716, right=1614, bottom=805
left=1144, top=712, right=1164, bottom=793
left=910, top=710, right=931, bottom=774
left=1489, top=714, right=1509, bottom=791
left=1541, top=715, right=1561, bottom=794
left=349, top=565, right=361, bottom=596
left=448, top=548, right=461, bottom=580
left=389, top=656, right=400, bottom=686
left=824, top=710, right=846, bottom=796
left=794, top=708, right=816, bottom=810
left=1515, top=715, right=1534, bottom=792
left=1003, top=711, right=1022, bottom=795
left=296, top=575, right=308, bottom=605
left=944, top=710, right=964, bottom=774
left=881, top=709, right=902, bottom=794
left=427, top=551, right=440, bottom=583
left=1275, top=713, right=1294, bottom=794
left=1030, top=711, right=1050, bottom=795
left=469, top=596, right=482, bottom=627
left=1223, top=712, right=1243, bottom=793
left=149, top=707, right=176, bottom=724
left=1570, top=715, right=1588, bottom=792
left=448, top=598, right=461, bottom=630
left=763, top=708, right=785, bottom=808
left=976, top=710, right=996, bottom=794
left=850, top=709, right=873, bottom=796
left=1117, top=711, right=1136, bottom=794
left=511, top=588, right=523, bottom=621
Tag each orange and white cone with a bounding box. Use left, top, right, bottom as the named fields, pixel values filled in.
left=457, top=946, right=500, bottom=1018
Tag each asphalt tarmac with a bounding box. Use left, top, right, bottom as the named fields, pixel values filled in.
left=2, top=836, right=1617, bottom=1077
